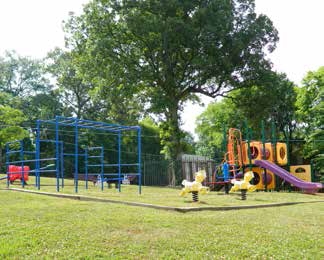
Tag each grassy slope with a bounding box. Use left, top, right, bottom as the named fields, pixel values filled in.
left=0, top=187, right=323, bottom=259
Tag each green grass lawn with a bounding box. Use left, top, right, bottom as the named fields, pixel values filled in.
left=1, top=175, right=323, bottom=208
left=0, top=176, right=323, bottom=259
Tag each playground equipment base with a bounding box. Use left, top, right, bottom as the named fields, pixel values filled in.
left=5, top=187, right=324, bottom=213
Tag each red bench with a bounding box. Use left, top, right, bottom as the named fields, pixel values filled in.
left=8, top=165, right=29, bottom=184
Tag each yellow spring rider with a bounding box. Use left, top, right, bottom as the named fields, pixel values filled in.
left=230, top=171, right=256, bottom=200
left=179, top=170, right=210, bottom=202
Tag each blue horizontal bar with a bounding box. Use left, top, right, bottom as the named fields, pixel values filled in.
left=102, top=173, right=140, bottom=176
left=103, top=178, right=123, bottom=181
left=63, top=153, right=86, bottom=157
left=39, top=139, right=63, bottom=144
left=104, top=163, right=139, bottom=167
left=34, top=169, right=57, bottom=173
left=6, top=158, right=57, bottom=164
left=87, top=147, right=103, bottom=150
left=6, top=150, right=21, bottom=154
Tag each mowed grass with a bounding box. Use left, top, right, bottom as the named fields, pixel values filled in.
left=1, top=175, right=323, bottom=207
left=0, top=176, right=324, bottom=259
left=0, top=189, right=323, bottom=259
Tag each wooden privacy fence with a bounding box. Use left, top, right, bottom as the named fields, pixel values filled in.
left=141, top=155, right=216, bottom=186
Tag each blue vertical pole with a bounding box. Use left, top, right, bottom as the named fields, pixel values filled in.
left=222, top=162, right=229, bottom=181
left=100, top=146, right=104, bottom=191
left=35, top=120, right=40, bottom=189
left=60, top=141, right=64, bottom=188
left=5, top=143, right=9, bottom=188
left=74, top=118, right=79, bottom=193
left=20, top=140, right=25, bottom=188
left=85, top=148, right=88, bottom=189
left=138, top=127, right=142, bottom=194
left=55, top=116, right=60, bottom=192
left=118, top=131, right=121, bottom=192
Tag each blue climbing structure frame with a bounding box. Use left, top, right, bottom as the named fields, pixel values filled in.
left=36, top=116, right=142, bottom=194
left=5, top=116, right=142, bottom=194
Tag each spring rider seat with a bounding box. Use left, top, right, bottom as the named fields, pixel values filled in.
left=179, top=170, right=210, bottom=202
left=229, top=171, right=256, bottom=200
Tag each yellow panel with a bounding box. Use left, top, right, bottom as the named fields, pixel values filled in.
left=290, top=165, right=311, bottom=182
left=276, top=143, right=287, bottom=166
left=245, top=167, right=275, bottom=190
left=243, top=141, right=263, bottom=165
left=264, top=143, right=274, bottom=162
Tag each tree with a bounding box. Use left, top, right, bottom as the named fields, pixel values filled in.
left=0, top=51, right=51, bottom=98
left=231, top=71, right=297, bottom=139
left=46, top=49, right=94, bottom=119
left=64, top=0, right=278, bottom=182
left=195, top=98, right=245, bottom=158
left=195, top=71, right=297, bottom=158
left=296, top=67, right=324, bottom=134
left=0, top=51, right=58, bottom=124
left=140, top=117, right=163, bottom=157
left=47, top=48, right=145, bottom=124
left=296, top=67, right=324, bottom=180
left=0, top=105, right=28, bottom=169
left=20, top=91, right=66, bottom=124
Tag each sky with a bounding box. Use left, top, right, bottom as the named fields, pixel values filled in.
left=0, top=0, right=323, bottom=135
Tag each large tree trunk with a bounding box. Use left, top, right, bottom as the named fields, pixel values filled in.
left=162, top=98, right=183, bottom=185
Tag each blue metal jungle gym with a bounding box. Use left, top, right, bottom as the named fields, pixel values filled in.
left=5, top=116, right=142, bottom=194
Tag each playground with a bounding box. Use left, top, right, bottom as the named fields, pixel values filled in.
left=1, top=116, right=323, bottom=258
left=2, top=117, right=323, bottom=203
left=3, top=117, right=323, bottom=197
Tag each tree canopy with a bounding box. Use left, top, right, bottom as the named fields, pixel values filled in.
left=0, top=51, right=51, bottom=98
left=296, top=67, right=324, bottom=179
left=63, top=0, right=279, bottom=170
left=195, top=71, right=297, bottom=156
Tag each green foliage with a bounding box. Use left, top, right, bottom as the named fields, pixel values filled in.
left=0, top=51, right=51, bottom=97
left=46, top=46, right=145, bottom=124
left=195, top=72, right=297, bottom=157
left=140, top=117, right=162, bottom=157
left=0, top=51, right=60, bottom=125
left=0, top=105, right=28, bottom=147
left=63, top=0, right=279, bottom=165
left=181, top=131, right=196, bottom=155
left=296, top=66, right=324, bottom=132
left=46, top=48, right=94, bottom=118
left=231, top=71, right=297, bottom=138
left=21, top=91, right=66, bottom=124
left=296, top=67, right=324, bottom=180
left=195, top=99, right=244, bottom=157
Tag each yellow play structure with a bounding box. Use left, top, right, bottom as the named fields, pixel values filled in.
left=223, top=127, right=320, bottom=193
